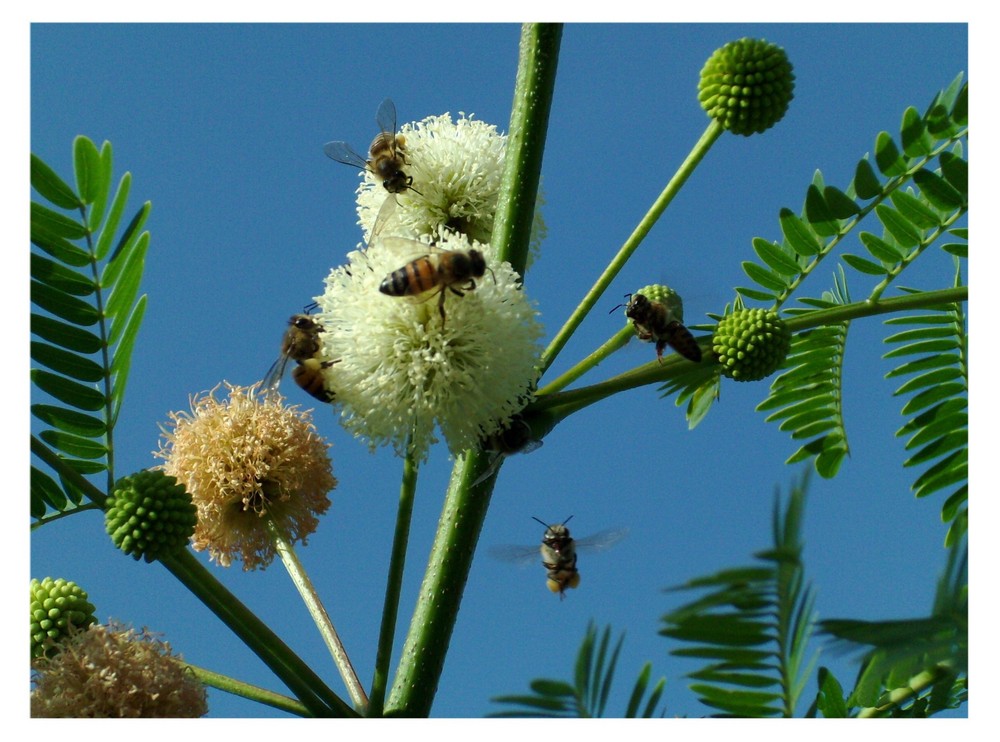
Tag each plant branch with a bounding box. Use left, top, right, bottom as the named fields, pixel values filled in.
left=268, top=518, right=367, bottom=711
left=383, top=23, right=560, bottom=717
left=159, top=549, right=355, bottom=717
left=183, top=662, right=310, bottom=717
left=368, top=445, right=420, bottom=716
left=539, top=119, right=724, bottom=374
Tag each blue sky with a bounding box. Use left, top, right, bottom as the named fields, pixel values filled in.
left=28, top=22, right=970, bottom=719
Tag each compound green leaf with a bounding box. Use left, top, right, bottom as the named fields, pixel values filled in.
left=31, top=404, right=107, bottom=437
left=874, top=132, right=907, bottom=177
left=31, top=153, right=82, bottom=209
left=852, top=158, right=882, bottom=200
left=31, top=201, right=88, bottom=240
left=39, top=429, right=108, bottom=460
left=30, top=254, right=96, bottom=297
left=890, top=189, right=943, bottom=229
left=30, top=369, right=106, bottom=411
left=30, top=280, right=100, bottom=326
left=913, top=169, right=965, bottom=211
left=753, top=238, right=802, bottom=277
left=30, top=314, right=103, bottom=354
left=73, top=135, right=104, bottom=206
left=30, top=341, right=104, bottom=382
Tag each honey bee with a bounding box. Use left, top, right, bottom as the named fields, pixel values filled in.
left=490, top=517, right=628, bottom=599
left=378, top=238, right=494, bottom=325
left=471, top=414, right=543, bottom=487
left=612, top=292, right=702, bottom=363
left=323, top=97, right=414, bottom=195
left=262, top=314, right=337, bottom=403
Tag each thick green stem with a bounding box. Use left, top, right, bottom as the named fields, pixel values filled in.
left=268, top=518, right=367, bottom=710
left=368, top=447, right=419, bottom=716
left=159, top=549, right=355, bottom=717
left=383, top=23, right=560, bottom=717
left=539, top=120, right=724, bottom=374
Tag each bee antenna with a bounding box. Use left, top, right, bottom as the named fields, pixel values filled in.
left=562, top=515, right=574, bottom=526
left=531, top=516, right=549, bottom=529
left=303, top=301, right=319, bottom=314
left=608, top=293, right=632, bottom=314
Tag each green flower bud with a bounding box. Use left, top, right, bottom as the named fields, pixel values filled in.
left=30, top=577, right=97, bottom=659
left=698, top=38, right=795, bottom=136
left=712, top=307, right=791, bottom=381
left=105, top=470, right=197, bottom=563
left=632, top=284, right=684, bottom=323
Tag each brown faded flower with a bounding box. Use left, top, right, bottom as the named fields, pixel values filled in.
left=156, top=383, right=336, bottom=570
left=30, top=622, right=208, bottom=718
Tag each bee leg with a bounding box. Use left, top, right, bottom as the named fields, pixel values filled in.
left=655, top=339, right=667, bottom=363
left=438, top=289, right=448, bottom=327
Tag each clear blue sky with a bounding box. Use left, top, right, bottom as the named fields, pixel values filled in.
left=30, top=23, right=968, bottom=718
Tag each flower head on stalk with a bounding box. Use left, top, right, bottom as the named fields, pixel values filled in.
left=155, top=383, right=335, bottom=570
left=316, top=227, right=543, bottom=461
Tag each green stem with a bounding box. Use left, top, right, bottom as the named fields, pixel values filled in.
left=537, top=325, right=634, bottom=396
left=383, top=23, right=560, bottom=717
left=183, top=662, right=310, bottom=717
left=493, top=23, right=561, bottom=276
left=368, top=446, right=420, bottom=716
left=268, top=518, right=367, bottom=711
left=159, top=549, right=355, bottom=717
left=539, top=120, right=724, bottom=375
left=532, top=285, right=968, bottom=417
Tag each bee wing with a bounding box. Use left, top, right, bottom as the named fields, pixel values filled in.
left=261, top=353, right=291, bottom=396
left=377, top=235, right=440, bottom=261
left=573, top=527, right=629, bottom=554
left=323, top=140, right=370, bottom=170
left=488, top=543, right=542, bottom=566
left=369, top=193, right=399, bottom=244
left=516, top=440, right=544, bottom=456
left=375, top=97, right=398, bottom=140
left=471, top=452, right=504, bottom=488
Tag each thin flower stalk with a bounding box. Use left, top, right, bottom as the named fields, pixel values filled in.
left=183, top=662, right=310, bottom=717
left=539, top=120, right=725, bottom=375
left=267, top=517, right=367, bottom=710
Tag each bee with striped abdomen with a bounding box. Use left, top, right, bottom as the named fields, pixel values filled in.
left=262, top=314, right=337, bottom=403
left=613, top=292, right=702, bottom=363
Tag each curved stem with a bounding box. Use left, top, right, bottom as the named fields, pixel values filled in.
left=268, top=517, right=367, bottom=711
left=368, top=445, right=420, bottom=716
left=537, top=325, right=634, bottom=396
left=539, top=120, right=724, bottom=374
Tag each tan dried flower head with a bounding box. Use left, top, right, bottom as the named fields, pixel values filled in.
left=31, top=622, right=208, bottom=718
left=156, top=383, right=336, bottom=570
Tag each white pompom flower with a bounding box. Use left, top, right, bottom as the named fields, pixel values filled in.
left=315, top=228, right=543, bottom=461
left=353, top=112, right=545, bottom=259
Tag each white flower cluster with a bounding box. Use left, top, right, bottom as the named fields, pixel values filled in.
left=316, top=108, right=544, bottom=460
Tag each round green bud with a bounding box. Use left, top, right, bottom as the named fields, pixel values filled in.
left=30, top=577, right=97, bottom=658
left=105, top=470, right=197, bottom=563
left=698, top=38, right=795, bottom=136
left=712, top=307, right=791, bottom=382
left=632, top=284, right=684, bottom=323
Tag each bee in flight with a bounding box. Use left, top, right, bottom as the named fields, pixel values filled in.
left=471, top=414, right=543, bottom=487
left=324, top=97, right=414, bottom=195
left=490, top=516, right=628, bottom=599
left=262, top=314, right=337, bottom=403
left=378, top=237, right=493, bottom=325
left=612, top=292, right=702, bottom=363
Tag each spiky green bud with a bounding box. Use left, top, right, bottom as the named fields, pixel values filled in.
left=712, top=307, right=791, bottom=381
left=632, top=284, right=684, bottom=323
left=105, top=470, right=197, bottom=563
left=698, top=38, right=795, bottom=136
left=30, top=577, right=97, bottom=658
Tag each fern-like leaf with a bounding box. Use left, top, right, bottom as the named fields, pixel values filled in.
left=30, top=137, right=151, bottom=522
left=882, top=268, right=967, bottom=545
left=660, top=475, right=817, bottom=717
left=819, top=539, right=967, bottom=717
left=756, top=269, right=850, bottom=478
left=490, top=623, right=666, bottom=717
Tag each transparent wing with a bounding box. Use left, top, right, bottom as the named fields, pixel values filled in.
left=368, top=193, right=399, bottom=244
left=471, top=452, right=503, bottom=488
left=261, top=353, right=291, bottom=396
left=573, top=527, right=629, bottom=554
left=375, top=97, right=398, bottom=139
left=378, top=235, right=438, bottom=260
left=323, top=140, right=369, bottom=170
left=488, top=543, right=541, bottom=567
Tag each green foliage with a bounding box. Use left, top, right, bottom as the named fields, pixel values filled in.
left=490, top=623, right=666, bottom=717
left=757, top=267, right=851, bottom=478
left=816, top=539, right=967, bottom=717
left=659, top=476, right=816, bottom=717
left=882, top=267, right=968, bottom=546
left=30, top=137, right=151, bottom=522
